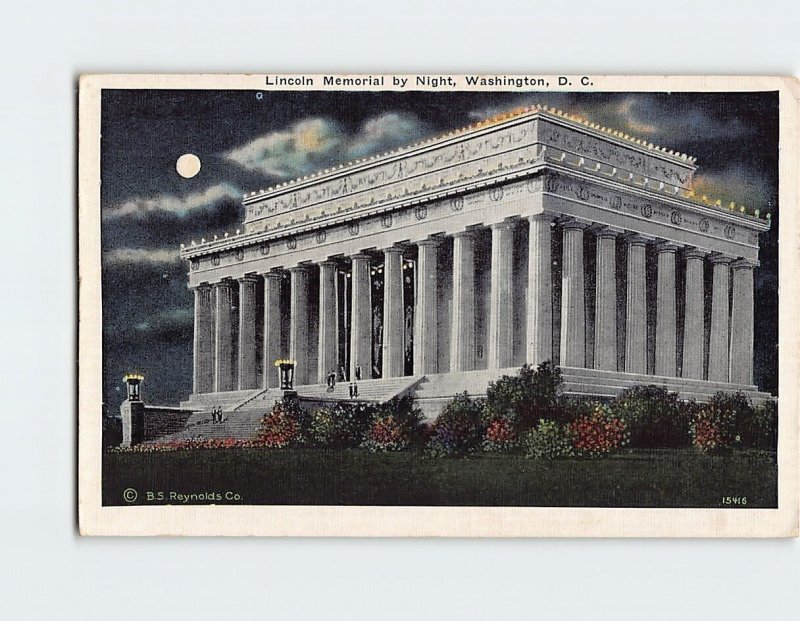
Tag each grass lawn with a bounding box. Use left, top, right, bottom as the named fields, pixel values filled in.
left=102, top=447, right=778, bottom=508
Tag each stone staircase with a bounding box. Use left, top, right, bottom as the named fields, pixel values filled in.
left=149, top=379, right=422, bottom=443
left=145, top=406, right=269, bottom=443
left=558, top=366, right=773, bottom=405
left=152, top=388, right=285, bottom=443
left=294, top=375, right=424, bottom=403
left=411, top=368, right=516, bottom=420
left=409, top=366, right=774, bottom=420
left=179, top=389, right=263, bottom=413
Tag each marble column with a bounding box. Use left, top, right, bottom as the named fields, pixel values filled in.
left=655, top=243, right=678, bottom=377
left=488, top=221, right=515, bottom=369
left=237, top=275, right=259, bottom=390
left=624, top=235, right=647, bottom=374
left=213, top=280, right=235, bottom=392
left=708, top=255, right=732, bottom=382
left=560, top=221, right=587, bottom=368
left=192, top=284, right=214, bottom=394
left=414, top=239, right=439, bottom=375
left=729, top=259, right=755, bottom=385
left=594, top=229, right=618, bottom=371
left=450, top=231, right=476, bottom=372
left=289, top=266, right=311, bottom=386
left=382, top=247, right=405, bottom=378
left=262, top=272, right=282, bottom=388
left=317, top=261, right=338, bottom=384
left=681, top=249, right=706, bottom=380
left=350, top=254, right=372, bottom=381
left=526, top=213, right=553, bottom=366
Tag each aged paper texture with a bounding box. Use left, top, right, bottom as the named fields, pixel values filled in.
left=78, top=74, right=799, bottom=536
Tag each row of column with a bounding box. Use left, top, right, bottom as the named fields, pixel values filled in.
left=555, top=220, right=755, bottom=385
left=193, top=214, right=756, bottom=393
left=436, top=217, right=754, bottom=384
left=192, top=250, right=422, bottom=393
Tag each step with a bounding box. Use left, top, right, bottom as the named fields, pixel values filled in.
left=295, top=375, right=423, bottom=403
left=148, top=408, right=266, bottom=443
left=180, top=389, right=263, bottom=412
left=559, top=366, right=760, bottom=393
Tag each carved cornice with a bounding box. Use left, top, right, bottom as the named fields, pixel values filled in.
left=181, top=126, right=767, bottom=263
left=241, top=107, right=696, bottom=207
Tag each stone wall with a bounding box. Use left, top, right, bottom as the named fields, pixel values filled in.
left=142, top=406, right=194, bottom=442
left=120, top=400, right=194, bottom=446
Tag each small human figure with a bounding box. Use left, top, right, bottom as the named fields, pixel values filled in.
left=326, top=371, right=336, bottom=392
left=349, top=382, right=355, bottom=399
left=339, top=365, right=347, bottom=382
left=211, top=408, right=217, bottom=424
left=352, top=382, right=359, bottom=399
left=355, top=363, right=362, bottom=381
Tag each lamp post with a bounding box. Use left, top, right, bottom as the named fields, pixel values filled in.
left=120, top=373, right=145, bottom=447
left=274, top=360, right=296, bottom=391
left=123, top=373, right=144, bottom=401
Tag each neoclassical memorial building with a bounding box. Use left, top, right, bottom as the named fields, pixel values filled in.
left=178, top=105, right=771, bottom=418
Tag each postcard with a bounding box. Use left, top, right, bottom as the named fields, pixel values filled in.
left=78, top=74, right=799, bottom=536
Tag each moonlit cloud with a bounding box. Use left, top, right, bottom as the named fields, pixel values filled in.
left=469, top=94, right=755, bottom=145
left=103, top=247, right=181, bottom=266
left=134, top=308, right=193, bottom=333
left=224, top=118, right=344, bottom=177
left=345, top=112, right=429, bottom=159
left=691, top=164, right=776, bottom=210
left=102, top=182, right=241, bottom=220
left=223, top=112, right=430, bottom=179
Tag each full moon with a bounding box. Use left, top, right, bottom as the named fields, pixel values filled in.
left=176, top=153, right=201, bottom=178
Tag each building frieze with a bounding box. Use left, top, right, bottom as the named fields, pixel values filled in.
left=537, top=118, right=694, bottom=188
left=240, top=114, right=699, bottom=234
left=185, top=165, right=767, bottom=282
left=540, top=171, right=768, bottom=254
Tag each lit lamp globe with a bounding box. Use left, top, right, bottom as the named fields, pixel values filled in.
left=122, top=373, right=144, bottom=402
left=274, top=359, right=296, bottom=391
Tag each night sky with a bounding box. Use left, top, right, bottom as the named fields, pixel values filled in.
left=100, top=89, right=779, bottom=411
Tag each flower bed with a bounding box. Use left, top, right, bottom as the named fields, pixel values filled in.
left=109, top=367, right=777, bottom=460
left=108, top=438, right=263, bottom=453
left=362, top=396, right=424, bottom=452
left=425, top=392, right=484, bottom=457
left=569, top=404, right=629, bottom=458
left=522, top=419, right=574, bottom=460
left=257, top=398, right=309, bottom=448
left=482, top=416, right=518, bottom=453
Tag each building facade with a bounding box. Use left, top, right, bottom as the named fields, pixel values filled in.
left=179, top=106, right=771, bottom=415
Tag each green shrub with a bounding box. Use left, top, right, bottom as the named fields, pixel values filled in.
left=426, top=392, right=485, bottom=457
left=569, top=403, right=630, bottom=457
left=361, top=396, right=424, bottom=452
left=486, top=361, right=562, bottom=430
left=611, top=385, right=690, bottom=448
left=690, top=391, right=774, bottom=452
left=257, top=398, right=309, bottom=448
left=690, top=398, right=739, bottom=454
left=709, top=391, right=755, bottom=420
left=523, top=419, right=574, bottom=459
left=482, top=416, right=519, bottom=453
left=310, top=408, right=337, bottom=447
left=310, top=402, right=373, bottom=448
left=744, top=400, right=778, bottom=451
